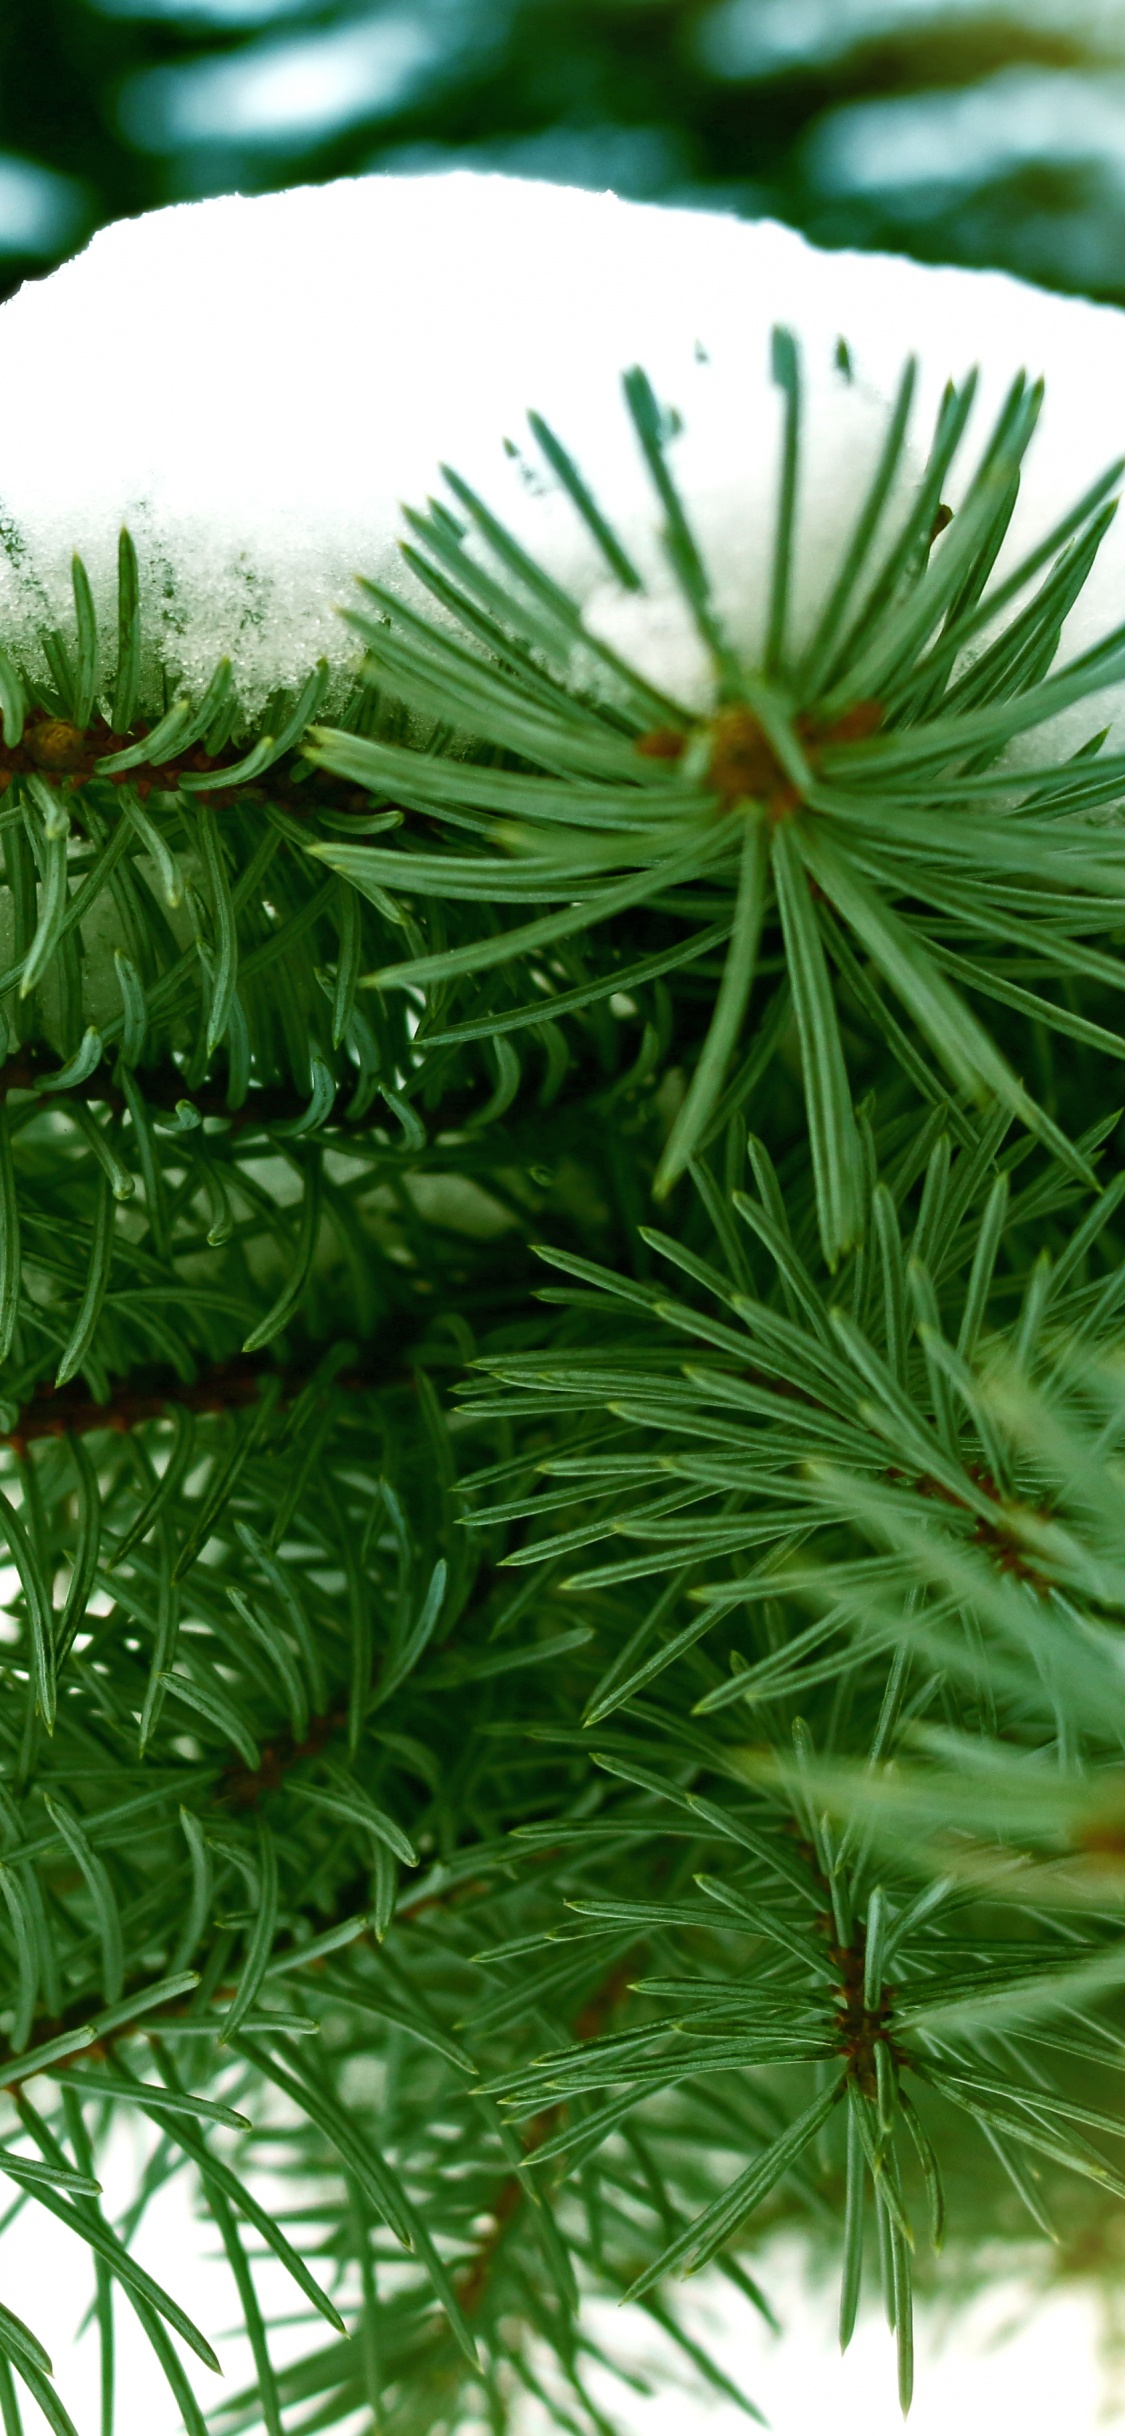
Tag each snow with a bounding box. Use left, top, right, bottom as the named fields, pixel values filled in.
left=0, top=168, right=1124, bottom=740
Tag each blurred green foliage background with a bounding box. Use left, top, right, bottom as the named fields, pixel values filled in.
left=2, top=2, right=1125, bottom=308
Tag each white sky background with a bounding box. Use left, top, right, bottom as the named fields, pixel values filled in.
left=0, top=2119, right=1116, bottom=2436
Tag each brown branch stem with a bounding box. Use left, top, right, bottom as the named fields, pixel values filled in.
left=456, top=1951, right=642, bottom=2317
left=0, top=1040, right=376, bottom=1136
left=2, top=1332, right=422, bottom=1455
left=0, top=713, right=366, bottom=818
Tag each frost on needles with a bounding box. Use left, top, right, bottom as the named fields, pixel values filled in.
left=0, top=168, right=1123, bottom=2431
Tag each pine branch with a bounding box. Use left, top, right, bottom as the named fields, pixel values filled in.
left=0, top=1337, right=424, bottom=1452
left=0, top=319, right=1124, bottom=2433
left=0, top=712, right=366, bottom=820
left=456, top=1950, right=643, bottom=2318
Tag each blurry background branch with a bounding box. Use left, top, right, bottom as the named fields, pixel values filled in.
left=7, top=0, right=1125, bottom=311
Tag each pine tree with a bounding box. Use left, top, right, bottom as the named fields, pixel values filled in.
left=1, top=293, right=1125, bottom=2436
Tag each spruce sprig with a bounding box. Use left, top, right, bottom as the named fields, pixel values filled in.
left=0, top=332, right=1120, bottom=2429
left=308, top=346, right=1125, bottom=1260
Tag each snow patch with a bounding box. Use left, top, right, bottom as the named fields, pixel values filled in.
left=0, top=170, right=1122, bottom=742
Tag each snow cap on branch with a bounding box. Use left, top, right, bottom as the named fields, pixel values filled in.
left=0, top=169, right=1123, bottom=732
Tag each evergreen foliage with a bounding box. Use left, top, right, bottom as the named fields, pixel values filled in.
left=0, top=334, right=1124, bottom=2432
